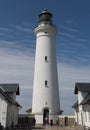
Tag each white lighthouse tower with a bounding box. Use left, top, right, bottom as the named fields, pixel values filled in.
left=32, top=10, right=60, bottom=124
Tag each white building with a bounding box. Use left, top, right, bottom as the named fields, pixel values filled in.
left=32, top=10, right=61, bottom=124
left=73, top=83, right=90, bottom=129
left=0, top=84, right=21, bottom=128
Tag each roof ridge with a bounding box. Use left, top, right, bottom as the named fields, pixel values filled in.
left=0, top=86, right=5, bottom=92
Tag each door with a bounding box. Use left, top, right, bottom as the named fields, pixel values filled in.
left=43, top=108, right=49, bottom=125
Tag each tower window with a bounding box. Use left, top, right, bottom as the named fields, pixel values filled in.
left=44, top=22, right=47, bottom=25
left=45, top=80, right=48, bottom=86
left=45, top=102, right=47, bottom=105
left=45, top=56, right=47, bottom=61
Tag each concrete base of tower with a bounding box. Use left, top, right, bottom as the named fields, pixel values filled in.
left=35, top=115, right=43, bottom=124
left=33, top=113, right=59, bottom=125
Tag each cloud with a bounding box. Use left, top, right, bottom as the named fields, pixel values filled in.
left=56, top=22, right=90, bottom=66
left=76, top=38, right=89, bottom=42
left=60, top=32, right=75, bottom=39
left=10, top=24, right=34, bottom=33
left=64, top=20, right=78, bottom=26
left=0, top=39, right=35, bottom=51
left=0, top=24, right=36, bottom=55
left=0, top=46, right=35, bottom=113
left=0, top=27, right=11, bottom=32
left=61, top=26, right=81, bottom=34
left=57, top=62, right=90, bottom=114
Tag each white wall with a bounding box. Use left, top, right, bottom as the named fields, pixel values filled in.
left=32, top=21, right=60, bottom=124
left=83, top=105, right=90, bottom=128
left=8, top=92, right=16, bottom=101
left=0, top=93, right=19, bottom=128
left=77, top=91, right=88, bottom=125
left=78, top=91, right=87, bottom=104
left=0, top=93, right=7, bottom=128
left=77, top=91, right=90, bottom=128
left=6, top=103, right=19, bottom=127
left=35, top=115, right=43, bottom=124
left=74, top=110, right=79, bottom=123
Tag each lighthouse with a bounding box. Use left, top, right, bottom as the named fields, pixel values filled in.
left=32, top=10, right=60, bottom=124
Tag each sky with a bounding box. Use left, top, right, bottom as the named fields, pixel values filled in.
left=0, top=0, right=90, bottom=115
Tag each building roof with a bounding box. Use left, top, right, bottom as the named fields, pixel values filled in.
left=0, top=84, right=19, bottom=95
left=59, top=109, right=64, bottom=114
left=0, top=87, right=21, bottom=108
left=26, top=108, right=32, bottom=113
left=72, top=101, right=78, bottom=108
left=15, top=101, right=22, bottom=108
left=39, top=9, right=52, bottom=18
left=0, top=88, right=13, bottom=103
left=74, top=83, right=90, bottom=94
left=80, top=94, right=90, bottom=105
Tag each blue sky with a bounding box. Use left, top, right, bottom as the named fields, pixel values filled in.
left=0, top=0, right=90, bottom=114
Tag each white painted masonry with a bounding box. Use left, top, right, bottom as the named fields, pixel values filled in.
left=0, top=84, right=21, bottom=128
left=0, top=94, right=7, bottom=127
left=32, top=10, right=60, bottom=124
left=73, top=83, right=90, bottom=129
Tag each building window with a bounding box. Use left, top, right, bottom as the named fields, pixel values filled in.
left=45, top=22, right=47, bottom=25
left=45, top=56, right=48, bottom=62
left=45, top=80, right=49, bottom=88
left=45, top=80, right=48, bottom=86
left=3, top=112, right=5, bottom=114
left=45, top=102, right=47, bottom=105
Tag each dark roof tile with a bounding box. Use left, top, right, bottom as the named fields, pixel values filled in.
left=80, top=94, right=90, bottom=105
left=0, top=84, right=19, bottom=95
left=0, top=87, right=21, bottom=108
left=74, top=83, right=90, bottom=94
left=72, top=101, right=78, bottom=108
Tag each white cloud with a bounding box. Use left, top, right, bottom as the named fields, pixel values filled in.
left=10, top=24, right=34, bottom=33
left=59, top=32, right=75, bottom=38
left=61, top=26, right=81, bottom=34
left=64, top=20, right=78, bottom=26
left=0, top=27, right=11, bottom=32
left=0, top=47, right=35, bottom=113
left=57, top=63, right=90, bottom=114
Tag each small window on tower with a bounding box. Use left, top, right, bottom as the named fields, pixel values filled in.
left=45, top=102, right=47, bottom=105
left=45, top=56, right=47, bottom=61
left=45, top=22, right=47, bottom=25
left=45, top=80, right=48, bottom=86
